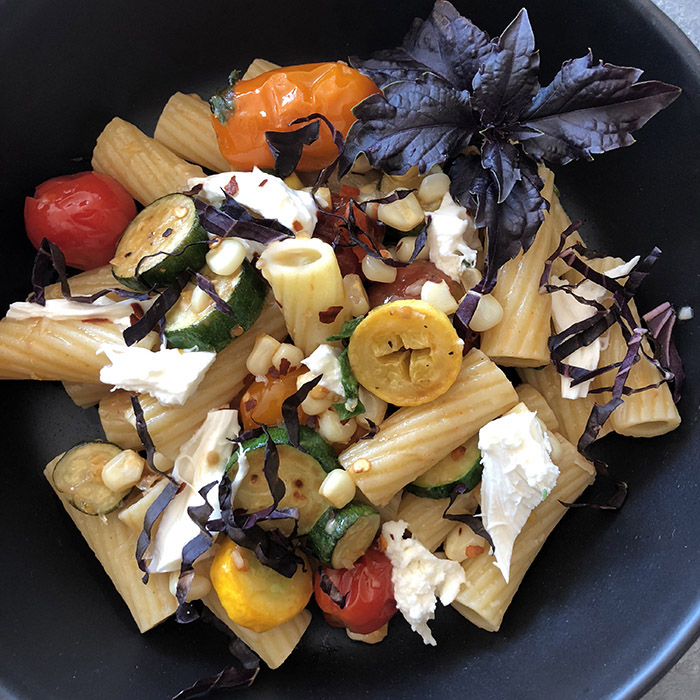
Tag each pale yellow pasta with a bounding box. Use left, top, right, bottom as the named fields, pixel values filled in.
left=452, top=432, right=595, bottom=632
left=62, top=381, right=112, bottom=408
left=547, top=189, right=584, bottom=279
left=479, top=168, right=556, bottom=367
left=92, top=117, right=205, bottom=206
left=515, top=384, right=560, bottom=433
left=99, top=304, right=287, bottom=459
left=596, top=299, right=680, bottom=437
left=45, top=265, right=127, bottom=300
left=118, top=479, right=169, bottom=534
left=258, top=238, right=351, bottom=355
left=0, top=316, right=150, bottom=383
left=203, top=591, right=310, bottom=669
left=44, top=457, right=176, bottom=633
left=154, top=93, right=231, bottom=173
left=242, top=58, right=281, bottom=80
left=338, top=349, right=518, bottom=506
left=396, top=491, right=477, bottom=552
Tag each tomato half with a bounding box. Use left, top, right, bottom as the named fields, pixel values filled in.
left=24, top=171, right=137, bottom=270
left=314, top=544, right=397, bottom=635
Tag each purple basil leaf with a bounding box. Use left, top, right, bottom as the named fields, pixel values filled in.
left=515, top=51, right=681, bottom=164
left=29, top=238, right=71, bottom=305
left=471, top=9, right=540, bottom=125
left=282, top=374, right=322, bottom=449
left=358, top=189, right=416, bottom=207
left=265, top=120, right=320, bottom=179
left=194, top=273, right=234, bottom=316
left=350, top=0, right=492, bottom=90
left=123, top=270, right=191, bottom=346
left=443, top=484, right=494, bottom=549
left=340, top=73, right=474, bottom=176
left=291, top=113, right=346, bottom=188
left=318, top=566, right=348, bottom=609
left=261, top=426, right=285, bottom=506
left=643, top=301, right=685, bottom=402
left=481, top=130, right=521, bottom=203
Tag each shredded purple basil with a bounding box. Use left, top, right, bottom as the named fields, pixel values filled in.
left=643, top=301, right=685, bottom=402
left=123, top=270, right=191, bottom=346
left=129, top=394, right=157, bottom=473
left=318, top=566, right=348, bottom=609
left=194, top=273, right=234, bottom=316
left=290, top=113, right=346, bottom=189
left=357, top=188, right=416, bottom=207
left=29, top=238, right=70, bottom=305
left=171, top=638, right=260, bottom=700
left=443, top=484, right=494, bottom=548
left=360, top=419, right=380, bottom=439
left=265, top=119, right=321, bottom=178
left=282, top=375, right=322, bottom=449
left=132, top=239, right=210, bottom=287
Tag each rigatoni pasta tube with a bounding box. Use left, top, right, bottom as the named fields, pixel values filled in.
left=154, top=93, right=231, bottom=173
left=339, top=349, right=518, bottom=506
left=257, top=238, right=351, bottom=355
left=515, top=384, right=560, bottom=433
left=203, top=591, right=310, bottom=669
left=452, top=432, right=595, bottom=632
left=44, top=458, right=176, bottom=633
left=45, top=265, right=127, bottom=300
left=479, top=168, right=556, bottom=367
left=99, top=304, right=287, bottom=459
left=92, top=117, right=205, bottom=206
left=62, top=381, right=112, bottom=408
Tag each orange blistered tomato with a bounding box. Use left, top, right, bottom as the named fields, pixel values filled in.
left=211, top=62, right=379, bottom=172
left=239, top=366, right=309, bottom=431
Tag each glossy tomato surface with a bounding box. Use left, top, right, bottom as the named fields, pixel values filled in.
left=0, top=2, right=699, bottom=700
left=24, top=171, right=136, bottom=270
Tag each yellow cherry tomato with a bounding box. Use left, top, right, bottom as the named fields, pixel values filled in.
left=348, top=299, right=462, bottom=406
left=210, top=539, right=312, bottom=633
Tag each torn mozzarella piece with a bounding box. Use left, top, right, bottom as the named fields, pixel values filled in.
left=479, top=405, right=560, bottom=584
left=426, top=193, right=480, bottom=282
left=382, top=520, right=466, bottom=645
left=98, top=345, right=216, bottom=406
left=149, top=409, right=240, bottom=573
left=301, top=343, right=345, bottom=398
left=188, top=167, right=317, bottom=238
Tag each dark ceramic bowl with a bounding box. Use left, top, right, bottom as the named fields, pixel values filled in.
left=1, top=1, right=699, bottom=699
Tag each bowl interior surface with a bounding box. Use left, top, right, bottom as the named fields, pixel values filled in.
left=0, top=1, right=699, bottom=699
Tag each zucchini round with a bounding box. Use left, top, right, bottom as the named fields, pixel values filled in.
left=52, top=440, right=129, bottom=516
left=164, top=259, right=267, bottom=352
left=111, top=193, right=208, bottom=290
left=227, top=425, right=340, bottom=535
left=407, top=434, right=483, bottom=499
left=306, top=501, right=380, bottom=569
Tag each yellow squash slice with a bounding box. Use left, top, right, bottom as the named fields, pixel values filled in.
left=348, top=299, right=462, bottom=406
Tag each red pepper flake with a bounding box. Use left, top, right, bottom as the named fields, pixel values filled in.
left=451, top=446, right=466, bottom=461
left=244, top=398, right=258, bottom=412
left=82, top=318, right=110, bottom=324
left=229, top=325, right=244, bottom=338
left=339, top=184, right=360, bottom=199
left=224, top=176, right=239, bottom=197
left=318, top=305, right=343, bottom=324
left=465, top=545, right=484, bottom=559
left=305, top=415, right=319, bottom=430
left=130, top=303, right=145, bottom=320
left=268, top=367, right=281, bottom=379
left=292, top=220, right=304, bottom=233
left=259, top=178, right=268, bottom=187
left=278, top=357, right=291, bottom=376
left=176, top=482, right=188, bottom=495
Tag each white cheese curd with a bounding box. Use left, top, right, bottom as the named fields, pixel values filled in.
left=98, top=345, right=216, bottom=406
left=479, top=405, right=560, bottom=584
left=679, top=306, right=694, bottom=321
left=549, top=256, right=640, bottom=399
left=382, top=520, right=466, bottom=646
left=149, top=409, right=240, bottom=573
left=188, top=167, right=318, bottom=238
left=6, top=296, right=154, bottom=329
left=301, top=343, right=345, bottom=398
left=426, top=192, right=480, bottom=282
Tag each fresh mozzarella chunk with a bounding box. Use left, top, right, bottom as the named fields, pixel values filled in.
left=301, top=343, right=345, bottom=398
left=98, top=345, right=216, bottom=406
left=188, top=167, right=317, bottom=237
left=479, top=405, right=560, bottom=584
left=382, top=520, right=466, bottom=646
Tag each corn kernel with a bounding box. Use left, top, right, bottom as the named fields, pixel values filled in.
left=168, top=571, right=212, bottom=602
left=283, top=172, right=304, bottom=190
left=377, top=191, right=425, bottom=231
left=394, top=235, right=429, bottom=263
left=417, top=172, right=451, bottom=209
left=362, top=255, right=397, bottom=284
left=343, top=274, right=370, bottom=317
left=469, top=293, right=504, bottom=332
left=317, top=410, right=357, bottom=444
left=319, top=468, right=356, bottom=508
left=420, top=280, right=458, bottom=315
left=272, top=343, right=304, bottom=372
left=206, top=238, right=246, bottom=276
left=246, top=333, right=281, bottom=377
left=190, top=285, right=213, bottom=314
left=101, top=449, right=146, bottom=493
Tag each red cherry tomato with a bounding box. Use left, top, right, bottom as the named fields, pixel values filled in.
left=313, top=544, right=397, bottom=635
left=24, top=171, right=137, bottom=270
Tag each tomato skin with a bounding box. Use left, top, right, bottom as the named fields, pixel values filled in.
left=24, top=171, right=137, bottom=270
left=239, top=367, right=309, bottom=431
left=212, top=62, right=379, bottom=172
left=314, top=544, right=397, bottom=635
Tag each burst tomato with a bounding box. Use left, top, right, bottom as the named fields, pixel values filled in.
left=314, top=544, right=397, bottom=635
left=24, top=171, right=136, bottom=270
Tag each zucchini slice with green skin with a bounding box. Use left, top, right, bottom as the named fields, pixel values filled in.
left=306, top=501, right=380, bottom=569
left=227, top=426, right=340, bottom=535
left=52, top=440, right=129, bottom=516
left=111, top=193, right=208, bottom=291
left=164, top=259, right=267, bottom=352
left=406, top=434, right=483, bottom=499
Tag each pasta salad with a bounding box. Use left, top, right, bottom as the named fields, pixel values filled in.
left=0, top=1, right=686, bottom=696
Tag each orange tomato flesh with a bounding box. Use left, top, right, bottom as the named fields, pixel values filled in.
left=212, top=62, right=379, bottom=171
left=239, top=367, right=308, bottom=431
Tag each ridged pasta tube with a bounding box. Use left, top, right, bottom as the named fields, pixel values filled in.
left=99, top=304, right=287, bottom=459
left=338, top=349, right=518, bottom=506
left=257, top=238, right=351, bottom=355
left=62, top=381, right=112, bottom=408
left=92, top=117, right=205, bottom=206
left=515, top=384, right=560, bottom=434
left=154, top=93, right=231, bottom=173
left=452, top=432, right=595, bottom=632
left=480, top=168, right=556, bottom=367
left=44, top=458, right=176, bottom=633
